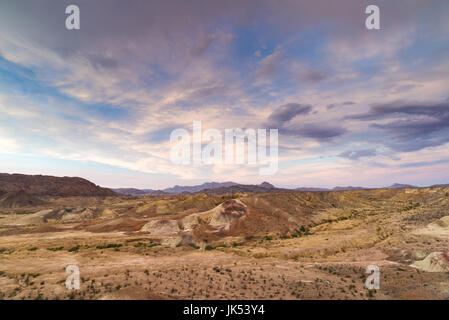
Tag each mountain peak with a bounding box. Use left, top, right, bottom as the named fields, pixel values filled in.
left=259, top=182, right=275, bottom=189
left=387, top=183, right=417, bottom=189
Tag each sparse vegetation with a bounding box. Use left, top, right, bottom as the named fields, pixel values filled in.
left=68, top=245, right=81, bottom=252
left=96, top=243, right=123, bottom=249
left=1, top=186, right=449, bottom=300
left=189, top=243, right=200, bottom=249
left=47, top=246, right=64, bottom=251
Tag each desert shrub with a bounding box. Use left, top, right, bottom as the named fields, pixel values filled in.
left=68, top=245, right=81, bottom=252
left=96, top=243, right=123, bottom=249
left=27, top=247, right=38, bottom=251
left=189, top=243, right=200, bottom=249
left=205, top=245, right=214, bottom=251
left=47, top=246, right=64, bottom=251
left=134, top=242, right=159, bottom=248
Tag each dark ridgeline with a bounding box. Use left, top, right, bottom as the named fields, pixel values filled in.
left=0, top=173, right=116, bottom=196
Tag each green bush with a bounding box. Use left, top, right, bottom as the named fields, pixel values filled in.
left=96, top=243, right=123, bottom=249
left=133, top=242, right=159, bottom=248
left=189, top=243, right=200, bottom=249
left=47, top=246, right=64, bottom=251
left=68, top=245, right=81, bottom=252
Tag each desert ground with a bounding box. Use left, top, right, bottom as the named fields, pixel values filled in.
left=0, top=187, right=448, bottom=300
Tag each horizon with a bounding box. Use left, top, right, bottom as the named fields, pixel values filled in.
left=1, top=1, right=449, bottom=189
left=0, top=170, right=441, bottom=190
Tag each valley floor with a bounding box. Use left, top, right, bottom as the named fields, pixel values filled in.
left=0, top=188, right=448, bottom=300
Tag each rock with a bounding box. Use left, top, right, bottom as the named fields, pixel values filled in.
left=140, top=219, right=180, bottom=235
left=179, top=199, right=248, bottom=233
left=429, top=216, right=449, bottom=228
left=411, top=252, right=449, bottom=272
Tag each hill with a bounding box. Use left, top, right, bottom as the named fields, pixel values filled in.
left=0, top=173, right=116, bottom=197
left=0, top=190, right=46, bottom=208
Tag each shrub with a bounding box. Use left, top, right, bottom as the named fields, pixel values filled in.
left=68, top=245, right=81, bottom=252
left=27, top=247, right=38, bottom=251
left=205, top=245, right=214, bottom=251
left=47, top=246, right=64, bottom=251
left=133, top=242, right=159, bottom=248
left=189, top=243, right=200, bottom=249
left=96, top=243, right=123, bottom=249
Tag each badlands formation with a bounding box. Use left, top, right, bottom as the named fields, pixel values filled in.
left=0, top=184, right=448, bottom=300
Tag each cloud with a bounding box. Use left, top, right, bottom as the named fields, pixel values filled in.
left=266, top=103, right=312, bottom=127
left=85, top=54, right=119, bottom=70
left=338, top=149, right=377, bottom=160
left=284, top=123, right=347, bottom=141
left=254, top=49, right=283, bottom=77
left=265, top=103, right=346, bottom=141
left=327, top=101, right=355, bottom=109
left=347, top=101, right=449, bottom=121
left=300, top=69, right=328, bottom=83
left=0, top=1, right=448, bottom=187
left=347, top=100, right=449, bottom=152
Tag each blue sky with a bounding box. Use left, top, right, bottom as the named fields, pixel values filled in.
left=0, top=0, right=449, bottom=189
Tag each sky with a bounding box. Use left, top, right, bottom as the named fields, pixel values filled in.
left=0, top=0, right=449, bottom=189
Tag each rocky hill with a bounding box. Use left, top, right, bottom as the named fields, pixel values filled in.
left=0, top=190, right=46, bottom=208
left=0, top=173, right=116, bottom=197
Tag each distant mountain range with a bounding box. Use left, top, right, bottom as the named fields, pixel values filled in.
left=386, top=183, right=417, bottom=189
left=112, top=181, right=279, bottom=195
left=163, top=182, right=239, bottom=194
left=0, top=172, right=430, bottom=197
left=295, top=183, right=418, bottom=192
left=111, top=188, right=156, bottom=195
left=113, top=181, right=422, bottom=195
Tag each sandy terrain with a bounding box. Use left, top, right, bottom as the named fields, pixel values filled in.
left=0, top=188, right=448, bottom=300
